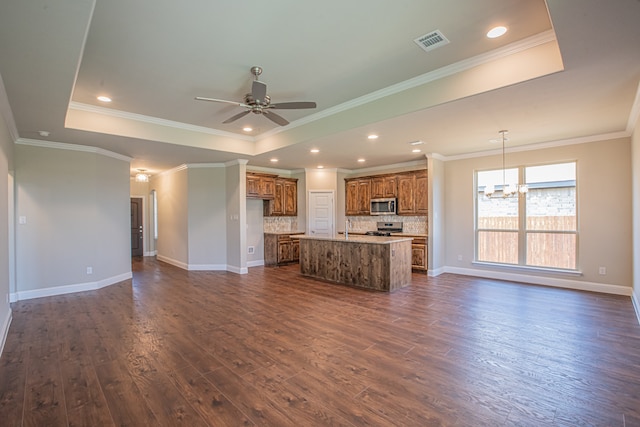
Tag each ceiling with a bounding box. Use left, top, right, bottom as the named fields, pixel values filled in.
left=1, top=0, right=639, bottom=177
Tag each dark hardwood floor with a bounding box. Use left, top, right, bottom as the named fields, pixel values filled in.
left=1, top=257, right=640, bottom=426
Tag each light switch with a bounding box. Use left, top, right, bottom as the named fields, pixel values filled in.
left=18, top=216, right=27, bottom=224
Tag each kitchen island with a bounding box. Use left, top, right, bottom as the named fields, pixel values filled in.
left=298, top=234, right=413, bottom=291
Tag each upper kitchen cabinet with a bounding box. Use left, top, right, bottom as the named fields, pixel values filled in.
left=345, top=178, right=371, bottom=215
left=397, top=170, right=427, bottom=215
left=247, top=172, right=276, bottom=199
left=265, top=177, right=298, bottom=217
left=371, top=175, right=397, bottom=199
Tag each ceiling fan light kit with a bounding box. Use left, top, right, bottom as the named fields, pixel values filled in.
left=195, top=66, right=317, bottom=126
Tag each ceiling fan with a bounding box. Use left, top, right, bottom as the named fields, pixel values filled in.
left=195, top=66, right=317, bottom=126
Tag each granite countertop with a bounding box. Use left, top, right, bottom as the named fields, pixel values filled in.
left=264, top=231, right=306, bottom=235
left=338, top=231, right=428, bottom=238
left=298, top=234, right=413, bottom=244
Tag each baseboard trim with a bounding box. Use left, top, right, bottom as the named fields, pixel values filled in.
left=0, top=308, right=12, bottom=359
left=632, top=291, right=640, bottom=326
left=247, top=260, right=265, bottom=268
left=156, top=254, right=188, bottom=270
left=10, top=272, right=132, bottom=302
left=156, top=254, right=249, bottom=274
left=188, top=264, right=227, bottom=271
left=440, top=266, right=633, bottom=296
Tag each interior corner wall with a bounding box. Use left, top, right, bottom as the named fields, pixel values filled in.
left=0, top=96, right=13, bottom=355
left=428, top=156, right=445, bottom=274
left=187, top=166, right=227, bottom=269
left=444, top=137, right=632, bottom=293
left=14, top=144, right=131, bottom=298
left=632, top=115, right=640, bottom=317
left=154, top=167, right=189, bottom=268
left=293, top=170, right=307, bottom=232
left=225, top=162, right=246, bottom=274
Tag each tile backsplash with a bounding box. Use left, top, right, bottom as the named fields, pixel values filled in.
left=263, top=216, right=299, bottom=232
left=345, top=215, right=427, bottom=234
left=263, top=215, right=426, bottom=234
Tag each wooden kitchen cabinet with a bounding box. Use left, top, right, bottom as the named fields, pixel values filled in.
left=411, top=237, right=428, bottom=272
left=246, top=173, right=276, bottom=199
left=372, top=175, right=397, bottom=198
left=345, top=178, right=371, bottom=215
left=265, top=177, right=297, bottom=216
left=397, top=170, right=427, bottom=215
left=265, top=233, right=303, bottom=266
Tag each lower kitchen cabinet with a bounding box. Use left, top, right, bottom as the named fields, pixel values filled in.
left=264, top=232, right=303, bottom=266
left=411, top=237, right=428, bottom=272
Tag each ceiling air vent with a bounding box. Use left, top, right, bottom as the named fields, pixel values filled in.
left=413, top=30, right=449, bottom=52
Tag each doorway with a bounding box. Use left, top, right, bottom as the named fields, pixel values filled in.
left=308, top=190, right=335, bottom=237
left=130, top=197, right=143, bottom=257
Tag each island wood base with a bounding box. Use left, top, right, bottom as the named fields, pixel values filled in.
left=298, top=235, right=412, bottom=291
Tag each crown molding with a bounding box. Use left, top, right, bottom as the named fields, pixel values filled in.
left=68, top=101, right=254, bottom=142
left=257, top=30, right=558, bottom=141
left=440, top=131, right=631, bottom=162
left=16, top=138, right=132, bottom=162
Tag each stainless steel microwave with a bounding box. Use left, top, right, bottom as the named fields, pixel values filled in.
left=370, top=198, right=396, bottom=215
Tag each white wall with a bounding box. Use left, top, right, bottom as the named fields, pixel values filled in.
left=187, top=166, right=227, bottom=268
left=0, top=87, right=13, bottom=356
left=14, top=142, right=132, bottom=299
left=444, top=137, right=632, bottom=294
left=154, top=166, right=189, bottom=267
left=428, top=155, right=445, bottom=274
left=246, top=198, right=264, bottom=266
left=225, top=160, right=247, bottom=273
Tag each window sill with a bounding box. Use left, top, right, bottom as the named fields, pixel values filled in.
left=472, top=261, right=583, bottom=276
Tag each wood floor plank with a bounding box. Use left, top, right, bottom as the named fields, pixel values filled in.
left=1, top=258, right=639, bottom=426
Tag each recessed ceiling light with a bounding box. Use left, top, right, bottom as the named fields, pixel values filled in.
left=357, top=158, right=366, bottom=163
left=408, top=140, right=424, bottom=146
left=367, top=134, right=378, bottom=140
left=317, top=165, right=324, bottom=169
left=97, top=95, right=112, bottom=102
left=270, top=158, right=278, bottom=163
left=243, top=127, right=253, bottom=132
left=310, top=149, right=319, bottom=153
left=412, top=149, right=422, bottom=153
left=487, top=26, right=507, bottom=39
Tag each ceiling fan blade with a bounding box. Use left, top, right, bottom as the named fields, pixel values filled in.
left=263, top=110, right=289, bottom=126
left=222, top=110, right=251, bottom=124
left=252, top=80, right=267, bottom=104
left=195, top=96, right=248, bottom=108
left=269, top=101, right=317, bottom=110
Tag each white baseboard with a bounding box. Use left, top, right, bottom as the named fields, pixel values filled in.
left=247, top=260, right=265, bottom=268
left=440, top=266, right=632, bottom=296
left=10, top=272, right=133, bottom=302
left=188, top=264, right=227, bottom=271
left=157, top=254, right=248, bottom=274
left=0, top=308, right=12, bottom=359
left=156, top=254, right=188, bottom=270
left=632, top=291, right=640, bottom=326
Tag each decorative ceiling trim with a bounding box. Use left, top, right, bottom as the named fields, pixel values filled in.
left=257, top=30, right=558, bottom=141
left=439, top=131, right=631, bottom=162
left=67, top=101, right=255, bottom=142
left=16, top=137, right=132, bottom=162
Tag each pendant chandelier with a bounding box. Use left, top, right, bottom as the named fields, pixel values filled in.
left=135, top=169, right=150, bottom=183
left=484, top=130, right=528, bottom=198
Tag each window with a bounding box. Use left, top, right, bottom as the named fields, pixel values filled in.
left=476, top=162, right=577, bottom=270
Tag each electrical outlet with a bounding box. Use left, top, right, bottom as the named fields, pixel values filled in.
left=598, top=266, right=606, bottom=275
left=248, top=246, right=255, bottom=254
left=86, top=266, right=93, bottom=275
left=457, top=255, right=463, bottom=261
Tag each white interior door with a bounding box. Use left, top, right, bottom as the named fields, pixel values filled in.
left=308, top=191, right=335, bottom=237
